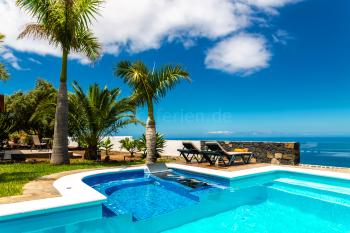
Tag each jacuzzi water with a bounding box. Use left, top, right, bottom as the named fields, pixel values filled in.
left=83, top=169, right=230, bottom=220
left=2, top=168, right=350, bottom=233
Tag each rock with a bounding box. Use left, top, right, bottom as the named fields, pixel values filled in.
left=271, top=158, right=280, bottom=165
left=284, top=143, right=295, bottom=149
left=250, top=157, right=257, bottom=163
left=275, top=153, right=283, bottom=159
left=282, top=154, right=293, bottom=160
left=267, top=152, right=274, bottom=159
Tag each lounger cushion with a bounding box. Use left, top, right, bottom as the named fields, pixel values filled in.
left=233, top=148, right=249, bottom=152
left=226, top=151, right=252, bottom=155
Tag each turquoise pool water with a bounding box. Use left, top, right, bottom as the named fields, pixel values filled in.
left=2, top=169, right=350, bottom=233
left=163, top=201, right=347, bottom=233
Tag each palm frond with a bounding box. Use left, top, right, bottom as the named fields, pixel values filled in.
left=0, top=33, right=4, bottom=43
left=17, top=0, right=102, bottom=59
left=0, top=64, right=9, bottom=81
left=73, top=27, right=101, bottom=61
left=153, top=64, right=190, bottom=102
left=16, top=0, right=51, bottom=21
left=69, top=81, right=139, bottom=147
left=115, top=60, right=155, bottom=105
left=0, top=33, right=9, bottom=81
left=73, top=0, right=103, bottom=27
left=18, top=23, right=56, bottom=43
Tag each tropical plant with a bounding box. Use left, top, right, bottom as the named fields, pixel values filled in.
left=5, top=79, right=57, bottom=137
left=137, top=133, right=166, bottom=159
left=100, top=137, right=113, bottom=156
left=0, top=112, right=15, bottom=147
left=9, top=132, right=20, bottom=143
left=17, top=0, right=103, bottom=164
left=0, top=33, right=9, bottom=81
left=115, top=61, right=189, bottom=163
left=29, top=80, right=57, bottom=137
left=119, top=137, right=139, bottom=158
left=69, top=82, right=137, bottom=160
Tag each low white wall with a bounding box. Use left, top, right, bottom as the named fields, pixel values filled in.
left=68, top=136, right=198, bottom=156
left=68, top=136, right=133, bottom=152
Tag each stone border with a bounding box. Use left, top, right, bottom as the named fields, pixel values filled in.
left=0, top=169, right=95, bottom=204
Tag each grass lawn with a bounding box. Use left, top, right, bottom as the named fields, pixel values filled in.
left=0, top=158, right=172, bottom=198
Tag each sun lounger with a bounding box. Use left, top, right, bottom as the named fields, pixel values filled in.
left=205, top=142, right=253, bottom=166
left=145, top=163, right=170, bottom=174
left=32, top=135, right=47, bottom=150
left=177, top=142, right=206, bottom=163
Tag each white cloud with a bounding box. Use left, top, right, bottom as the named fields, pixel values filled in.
left=208, top=131, right=233, bottom=135
left=28, top=57, right=42, bottom=65
left=244, top=0, right=300, bottom=10
left=272, top=29, right=293, bottom=45
left=0, top=0, right=299, bottom=74
left=205, top=33, right=271, bottom=74
left=0, top=46, right=23, bottom=70
left=95, top=0, right=251, bottom=53
left=0, top=0, right=250, bottom=56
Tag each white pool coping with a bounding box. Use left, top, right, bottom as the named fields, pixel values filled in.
left=1, top=164, right=350, bottom=221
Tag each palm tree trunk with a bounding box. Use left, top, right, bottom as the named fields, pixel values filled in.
left=85, top=145, right=98, bottom=160
left=146, top=102, right=157, bottom=164
left=51, top=49, right=70, bottom=164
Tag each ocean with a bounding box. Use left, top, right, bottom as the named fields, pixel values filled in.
left=169, top=137, right=350, bottom=168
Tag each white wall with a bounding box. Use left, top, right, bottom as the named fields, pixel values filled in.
left=68, top=136, right=133, bottom=152
left=68, top=136, right=199, bottom=156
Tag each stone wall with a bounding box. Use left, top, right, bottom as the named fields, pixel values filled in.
left=201, top=141, right=300, bottom=165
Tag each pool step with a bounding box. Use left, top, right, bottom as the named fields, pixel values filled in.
left=275, top=178, right=350, bottom=195
left=268, top=178, right=350, bottom=207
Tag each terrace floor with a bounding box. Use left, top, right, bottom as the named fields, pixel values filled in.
left=1, top=159, right=350, bottom=204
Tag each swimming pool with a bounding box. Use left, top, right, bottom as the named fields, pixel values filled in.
left=1, top=165, right=350, bottom=232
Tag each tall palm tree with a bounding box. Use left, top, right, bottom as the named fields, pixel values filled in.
left=115, top=61, right=190, bottom=164
left=0, top=33, right=9, bottom=81
left=69, top=81, right=138, bottom=160
left=17, top=0, right=103, bottom=164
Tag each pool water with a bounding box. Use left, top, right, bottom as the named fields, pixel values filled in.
left=162, top=200, right=348, bottom=233
left=106, top=181, right=197, bottom=220
left=83, top=169, right=229, bottom=220
left=3, top=168, right=350, bottom=233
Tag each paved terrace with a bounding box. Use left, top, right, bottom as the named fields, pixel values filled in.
left=1, top=160, right=350, bottom=204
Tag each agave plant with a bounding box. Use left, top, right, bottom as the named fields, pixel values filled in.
left=69, top=82, right=138, bottom=160
left=17, top=0, right=103, bottom=164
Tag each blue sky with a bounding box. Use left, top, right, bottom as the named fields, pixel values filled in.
left=1, top=0, right=350, bottom=138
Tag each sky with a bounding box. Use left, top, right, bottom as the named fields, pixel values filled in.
left=0, top=0, right=350, bottom=138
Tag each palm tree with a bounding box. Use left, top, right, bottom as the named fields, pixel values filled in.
left=115, top=61, right=189, bottom=164
left=69, top=81, right=137, bottom=160
left=17, top=0, right=103, bottom=164
left=0, top=33, right=9, bottom=81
